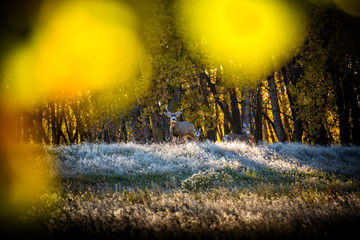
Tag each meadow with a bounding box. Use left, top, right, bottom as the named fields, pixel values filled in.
left=8, top=141, right=360, bottom=239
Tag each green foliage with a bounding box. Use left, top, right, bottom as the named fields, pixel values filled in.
left=292, top=33, right=337, bottom=144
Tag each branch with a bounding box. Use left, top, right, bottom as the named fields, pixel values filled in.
left=261, top=111, right=275, bottom=131
left=263, top=107, right=294, bottom=121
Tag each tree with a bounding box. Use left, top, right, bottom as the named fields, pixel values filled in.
left=267, top=74, right=287, bottom=142
left=282, top=59, right=303, bottom=142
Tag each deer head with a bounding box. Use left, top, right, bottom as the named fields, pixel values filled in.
left=165, top=106, right=183, bottom=122
left=194, top=128, right=201, bottom=142
left=222, top=124, right=253, bottom=143
left=242, top=123, right=251, bottom=135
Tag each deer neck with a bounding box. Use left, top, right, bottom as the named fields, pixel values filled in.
left=170, top=121, right=179, bottom=136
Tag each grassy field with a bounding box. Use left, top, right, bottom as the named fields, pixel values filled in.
left=3, top=141, right=360, bottom=239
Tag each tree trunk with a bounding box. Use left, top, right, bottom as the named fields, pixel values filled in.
left=49, top=101, right=61, bottom=145
left=335, top=81, right=351, bottom=145
left=143, top=115, right=153, bottom=143
left=282, top=62, right=303, bottom=142
left=198, top=73, right=217, bottom=141
left=229, top=88, right=242, bottom=134
left=344, top=71, right=360, bottom=145
left=63, top=104, right=74, bottom=144
left=223, top=119, right=230, bottom=135
left=162, top=113, right=170, bottom=141
left=316, top=124, right=330, bottom=146
left=241, top=90, right=251, bottom=126
left=70, top=101, right=86, bottom=143
left=254, top=84, right=263, bottom=143
left=131, top=105, right=141, bottom=142
left=120, top=119, right=127, bottom=142
left=201, top=71, right=234, bottom=137
left=34, top=107, right=50, bottom=144
left=22, top=111, right=32, bottom=142
left=329, top=59, right=351, bottom=146
left=267, top=74, right=287, bottom=142
left=262, top=111, right=275, bottom=138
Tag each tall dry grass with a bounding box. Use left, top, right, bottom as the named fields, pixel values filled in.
left=2, top=141, right=360, bottom=239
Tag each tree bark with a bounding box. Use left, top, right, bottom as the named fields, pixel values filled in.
left=143, top=115, right=153, bottom=143
left=267, top=74, right=287, bottom=142
left=198, top=73, right=217, bottom=141
left=49, top=101, right=61, bottom=145
left=120, top=119, right=127, bottom=142
left=344, top=71, right=360, bottom=145
left=27, top=108, right=50, bottom=144
left=241, top=90, right=251, bottom=126
left=131, top=105, right=141, bottom=142
left=229, top=88, right=242, bottom=134
left=282, top=61, right=303, bottom=142
left=201, top=71, right=232, bottom=140
left=254, top=84, right=263, bottom=143
left=70, top=101, right=86, bottom=142
left=328, top=59, right=351, bottom=146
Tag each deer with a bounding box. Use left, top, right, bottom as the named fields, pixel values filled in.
left=164, top=106, right=199, bottom=144
left=174, top=127, right=201, bottom=143
left=222, top=123, right=253, bottom=143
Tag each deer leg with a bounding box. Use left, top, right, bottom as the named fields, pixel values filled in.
left=189, top=135, right=196, bottom=142
left=177, top=137, right=183, bottom=144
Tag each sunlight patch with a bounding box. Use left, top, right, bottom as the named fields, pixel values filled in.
left=177, top=0, right=307, bottom=85
left=3, top=0, right=150, bottom=108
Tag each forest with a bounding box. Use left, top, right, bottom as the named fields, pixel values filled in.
left=1, top=0, right=360, bottom=239
left=0, top=0, right=359, bottom=147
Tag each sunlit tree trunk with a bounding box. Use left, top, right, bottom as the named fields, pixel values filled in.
left=254, top=84, right=263, bottom=143
left=223, top=119, right=230, bottom=136
left=202, top=71, right=233, bottom=138
left=241, top=90, right=251, bottom=126
left=49, top=101, right=60, bottom=145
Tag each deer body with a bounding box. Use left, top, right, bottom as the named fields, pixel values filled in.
left=222, top=133, right=252, bottom=142
left=222, top=124, right=253, bottom=143
left=170, top=121, right=197, bottom=143
left=165, top=106, right=199, bottom=143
